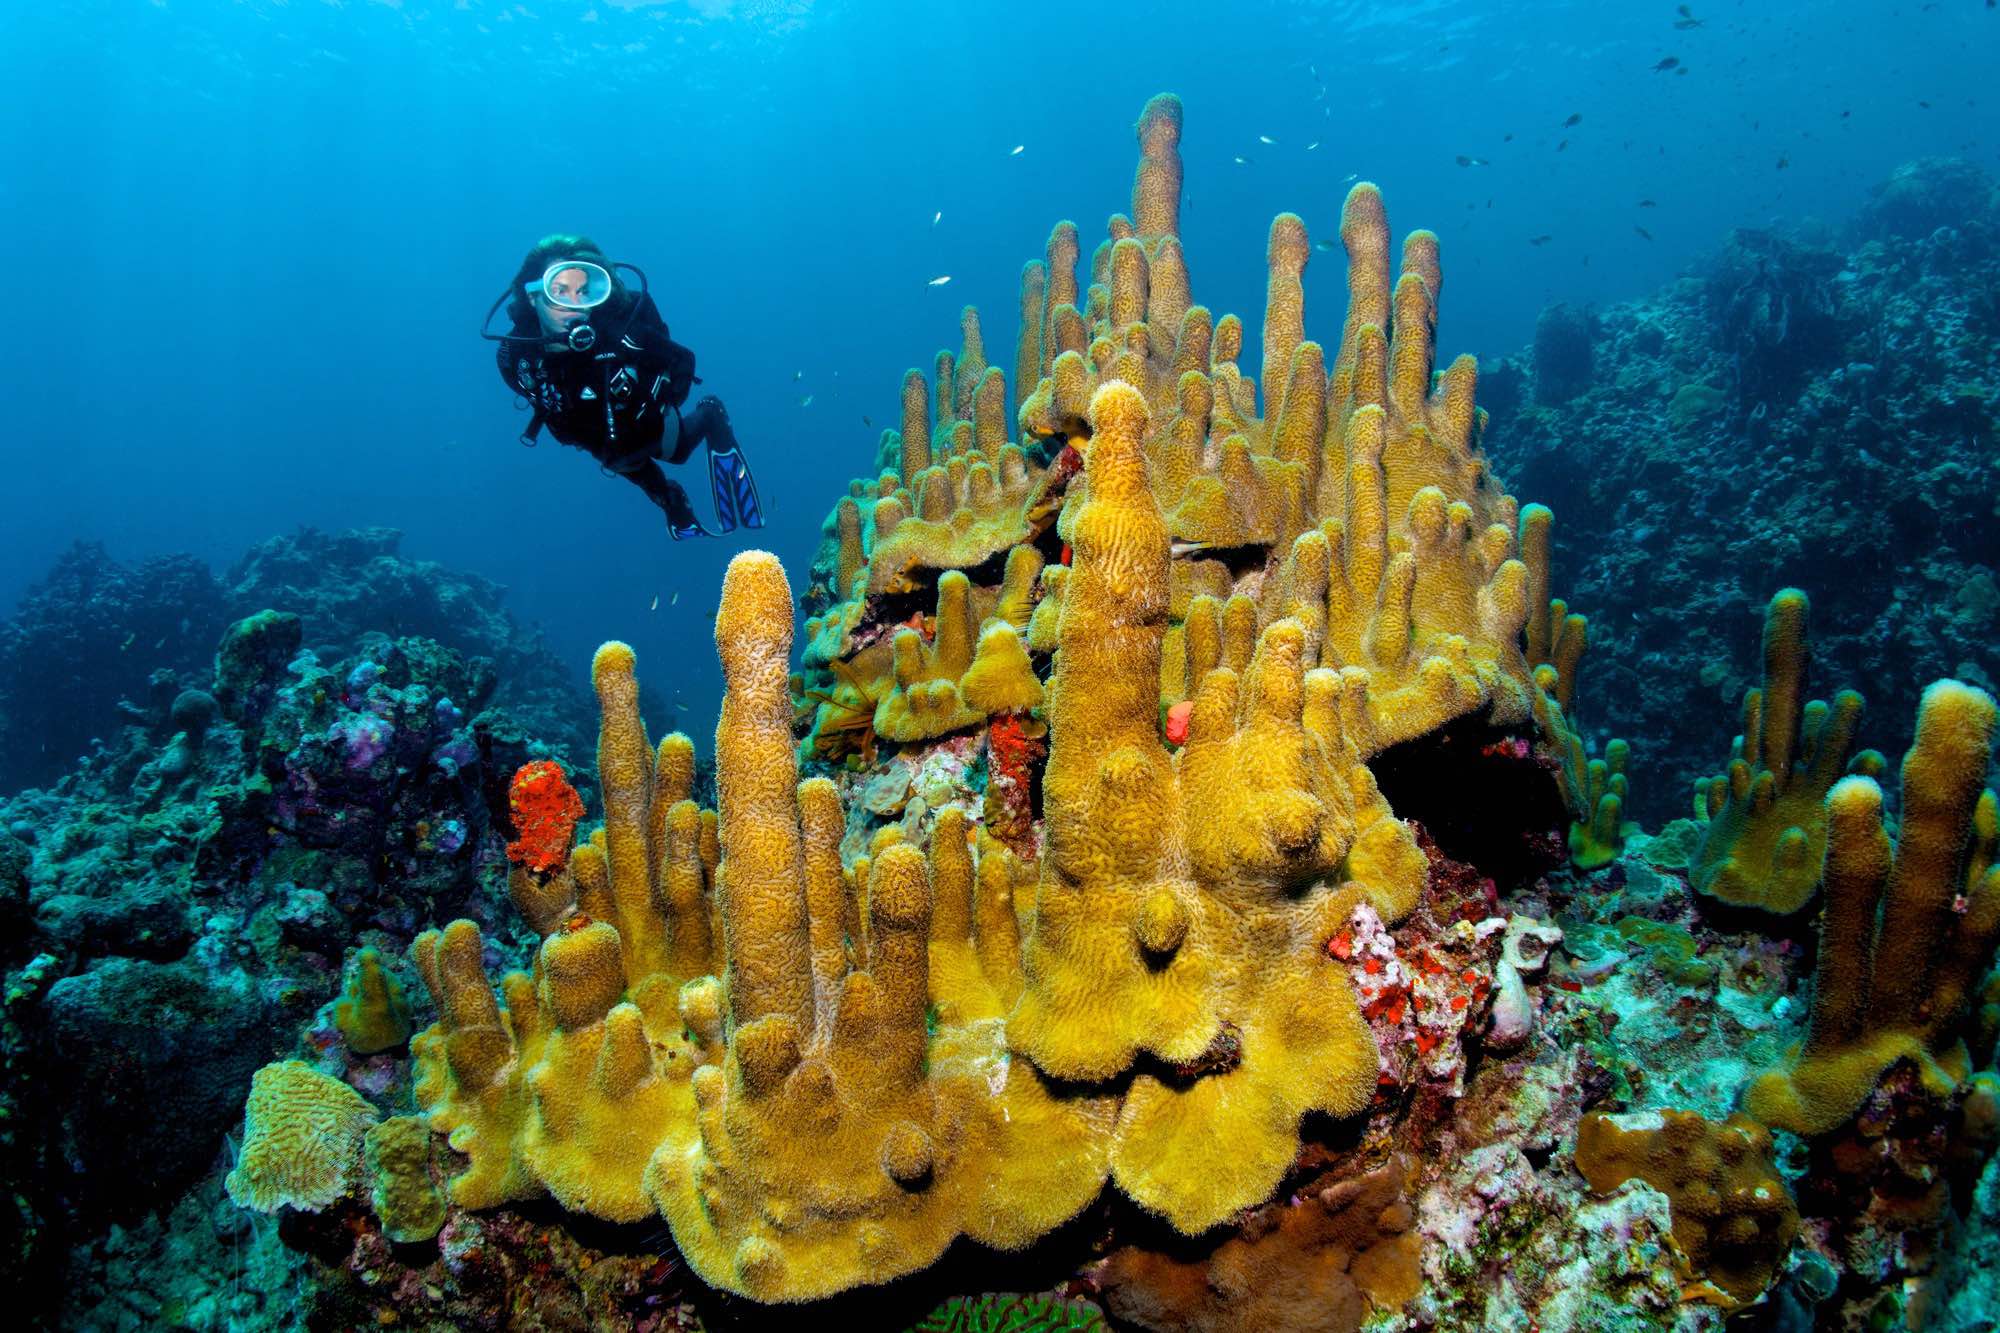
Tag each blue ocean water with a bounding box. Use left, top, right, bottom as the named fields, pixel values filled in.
left=2, top=0, right=1992, bottom=733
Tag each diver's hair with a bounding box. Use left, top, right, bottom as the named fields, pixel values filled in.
left=506, top=233, right=635, bottom=330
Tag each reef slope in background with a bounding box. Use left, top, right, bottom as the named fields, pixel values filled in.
left=0, top=526, right=599, bottom=797
left=1481, top=155, right=2000, bottom=825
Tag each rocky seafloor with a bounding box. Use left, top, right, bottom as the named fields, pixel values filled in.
left=2, top=156, right=1998, bottom=1333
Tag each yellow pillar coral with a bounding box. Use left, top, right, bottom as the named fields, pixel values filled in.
left=873, top=570, right=984, bottom=743
left=1744, top=680, right=2000, bottom=1135
left=1014, top=382, right=1426, bottom=1233
left=408, top=921, right=545, bottom=1209
left=867, top=440, right=1047, bottom=595
left=820, top=546, right=1046, bottom=752
left=409, top=642, right=726, bottom=1219
left=1691, top=589, right=1880, bottom=914
left=645, top=552, right=1113, bottom=1302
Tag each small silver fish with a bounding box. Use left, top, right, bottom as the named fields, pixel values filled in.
left=1342, top=172, right=1359, bottom=183
left=1234, top=155, right=1249, bottom=164
left=1258, top=134, right=1276, bottom=144
left=927, top=275, right=952, bottom=287
left=1306, top=141, right=1320, bottom=150
left=650, top=595, right=659, bottom=611
left=792, top=369, right=802, bottom=380
left=1009, top=144, right=1025, bottom=155
left=800, top=394, right=814, bottom=407
left=931, top=210, right=941, bottom=227
left=670, top=592, right=679, bottom=606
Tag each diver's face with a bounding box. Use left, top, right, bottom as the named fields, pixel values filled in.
left=534, top=265, right=594, bottom=339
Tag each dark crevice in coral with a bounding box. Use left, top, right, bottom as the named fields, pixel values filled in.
left=1689, top=890, right=1820, bottom=948
left=1025, top=515, right=1069, bottom=571
left=1366, top=712, right=1569, bottom=889
left=863, top=583, right=941, bottom=637
left=1171, top=541, right=1274, bottom=586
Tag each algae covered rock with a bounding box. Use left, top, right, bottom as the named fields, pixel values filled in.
left=213, top=609, right=303, bottom=731
left=44, top=956, right=277, bottom=1221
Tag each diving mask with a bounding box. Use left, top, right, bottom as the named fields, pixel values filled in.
left=481, top=256, right=649, bottom=351
left=528, top=259, right=613, bottom=311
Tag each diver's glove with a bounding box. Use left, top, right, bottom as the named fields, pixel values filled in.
left=659, top=481, right=712, bottom=541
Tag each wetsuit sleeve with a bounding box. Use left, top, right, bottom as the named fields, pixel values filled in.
left=618, top=295, right=698, bottom=411
left=496, top=338, right=536, bottom=395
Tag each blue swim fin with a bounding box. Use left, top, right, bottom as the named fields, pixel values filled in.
left=708, top=439, right=764, bottom=534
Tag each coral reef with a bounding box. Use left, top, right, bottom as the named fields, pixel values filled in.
left=0, top=542, right=228, bottom=794
left=1531, top=302, right=1595, bottom=406
left=0, top=527, right=594, bottom=801
left=0, top=532, right=598, bottom=1323
left=1481, top=156, right=2000, bottom=824
left=11, top=103, right=2000, bottom=1333
left=202, top=93, right=1657, bottom=1333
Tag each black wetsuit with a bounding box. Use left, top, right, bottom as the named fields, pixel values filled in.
left=497, top=293, right=737, bottom=531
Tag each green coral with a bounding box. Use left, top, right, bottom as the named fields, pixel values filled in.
left=906, top=1293, right=1109, bottom=1333
left=333, top=947, right=412, bottom=1055
left=1616, top=917, right=1717, bottom=989
left=1666, top=381, right=1727, bottom=427
left=1638, top=818, right=1703, bottom=870
left=1691, top=589, right=1883, bottom=915
left=364, top=1115, right=446, bottom=1243
left=1569, top=738, right=1635, bottom=869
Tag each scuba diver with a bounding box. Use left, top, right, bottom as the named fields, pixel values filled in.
left=482, top=235, right=762, bottom=540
